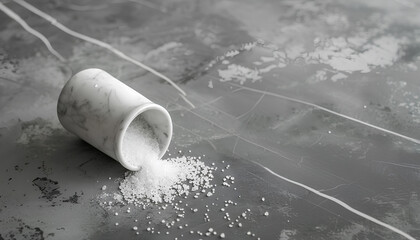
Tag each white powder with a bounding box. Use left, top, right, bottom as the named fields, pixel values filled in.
left=122, top=115, right=160, bottom=169
left=119, top=156, right=214, bottom=205
left=119, top=115, right=215, bottom=206
left=99, top=158, right=271, bottom=239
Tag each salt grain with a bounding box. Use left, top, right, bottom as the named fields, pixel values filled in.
left=122, top=116, right=160, bottom=169
left=119, top=155, right=214, bottom=205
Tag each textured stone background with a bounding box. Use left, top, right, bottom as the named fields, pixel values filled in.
left=1, top=0, right=420, bottom=239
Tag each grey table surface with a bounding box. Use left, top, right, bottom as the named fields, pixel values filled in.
left=1, top=0, right=420, bottom=239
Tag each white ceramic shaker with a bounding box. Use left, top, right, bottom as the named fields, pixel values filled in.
left=57, top=68, right=173, bottom=171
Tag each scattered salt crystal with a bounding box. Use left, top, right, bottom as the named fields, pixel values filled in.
left=115, top=222, right=119, bottom=226
left=119, top=155, right=214, bottom=205
left=103, top=123, right=275, bottom=237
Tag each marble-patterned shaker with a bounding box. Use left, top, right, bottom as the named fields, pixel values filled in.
left=57, top=68, right=172, bottom=171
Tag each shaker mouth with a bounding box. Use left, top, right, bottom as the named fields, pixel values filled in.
left=115, top=103, right=173, bottom=171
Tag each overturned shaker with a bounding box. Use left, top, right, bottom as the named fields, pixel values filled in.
left=57, top=68, right=173, bottom=171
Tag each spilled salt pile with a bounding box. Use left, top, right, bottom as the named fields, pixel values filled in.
left=109, top=114, right=264, bottom=238
left=119, top=156, right=214, bottom=205
left=119, top=113, right=214, bottom=206
left=122, top=115, right=160, bottom=169
left=98, top=148, right=267, bottom=239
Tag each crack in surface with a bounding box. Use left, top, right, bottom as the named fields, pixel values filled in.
left=0, top=2, right=65, bottom=61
